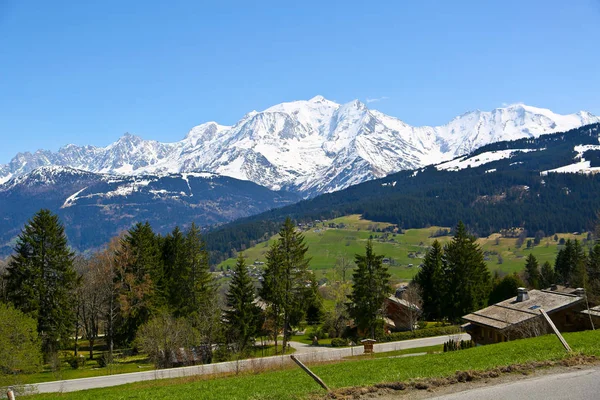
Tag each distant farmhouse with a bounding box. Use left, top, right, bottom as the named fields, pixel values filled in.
left=462, top=286, right=591, bottom=345
left=383, top=286, right=421, bottom=332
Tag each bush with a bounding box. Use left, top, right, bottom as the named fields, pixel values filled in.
left=0, top=303, right=42, bottom=374
left=443, top=338, right=474, bottom=352
left=381, top=325, right=461, bottom=342
left=330, top=338, right=349, bottom=347
left=96, top=353, right=109, bottom=368
left=66, top=354, right=86, bottom=369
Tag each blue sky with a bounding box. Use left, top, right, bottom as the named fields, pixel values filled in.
left=1, top=0, right=599, bottom=163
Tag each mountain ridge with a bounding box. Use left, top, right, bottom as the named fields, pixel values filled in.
left=2, top=98, right=598, bottom=195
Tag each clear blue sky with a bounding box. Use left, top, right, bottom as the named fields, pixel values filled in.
left=1, top=0, right=599, bottom=163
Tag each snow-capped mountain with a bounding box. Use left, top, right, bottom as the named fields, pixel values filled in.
left=1, top=97, right=598, bottom=195
left=0, top=166, right=299, bottom=255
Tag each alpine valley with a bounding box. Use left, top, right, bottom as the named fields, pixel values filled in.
left=1, top=97, right=600, bottom=256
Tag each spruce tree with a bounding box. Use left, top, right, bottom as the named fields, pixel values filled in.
left=540, top=261, right=556, bottom=289
left=113, top=222, right=160, bottom=345
left=6, top=209, right=78, bottom=357
left=260, top=218, right=312, bottom=353
left=260, top=241, right=285, bottom=352
left=524, top=253, right=540, bottom=289
left=182, top=223, right=215, bottom=319
left=489, top=273, right=524, bottom=304
left=587, top=243, right=600, bottom=302
left=414, top=240, right=444, bottom=320
left=442, top=221, right=490, bottom=322
left=161, top=226, right=187, bottom=314
left=224, top=253, right=259, bottom=353
left=570, top=240, right=587, bottom=288
left=348, top=240, right=391, bottom=338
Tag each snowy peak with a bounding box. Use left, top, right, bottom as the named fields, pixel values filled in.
left=1, top=97, right=599, bottom=196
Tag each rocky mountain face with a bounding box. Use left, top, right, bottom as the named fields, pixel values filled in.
left=0, top=166, right=299, bottom=255
left=1, top=97, right=598, bottom=196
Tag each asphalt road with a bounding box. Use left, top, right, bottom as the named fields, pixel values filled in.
left=429, top=367, right=600, bottom=400
left=25, top=334, right=468, bottom=394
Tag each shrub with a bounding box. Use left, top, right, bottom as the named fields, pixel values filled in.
left=66, top=354, right=86, bottom=369
left=0, top=303, right=42, bottom=374
left=381, top=325, right=461, bottom=342
left=443, top=338, right=475, bottom=352
left=330, top=338, right=349, bottom=347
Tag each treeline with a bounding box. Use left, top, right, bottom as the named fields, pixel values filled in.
left=203, top=124, right=600, bottom=264
left=415, top=225, right=600, bottom=323
left=0, top=209, right=399, bottom=373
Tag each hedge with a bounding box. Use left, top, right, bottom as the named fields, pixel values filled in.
left=381, top=325, right=461, bottom=342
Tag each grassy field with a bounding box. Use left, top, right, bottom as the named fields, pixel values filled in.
left=28, top=330, right=600, bottom=400
left=217, top=215, right=590, bottom=282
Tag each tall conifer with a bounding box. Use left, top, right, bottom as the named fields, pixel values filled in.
left=348, top=240, right=391, bottom=338
left=6, top=209, right=78, bottom=357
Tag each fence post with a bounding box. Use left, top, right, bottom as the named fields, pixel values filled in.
left=7, top=389, right=15, bottom=400
left=539, top=309, right=572, bottom=353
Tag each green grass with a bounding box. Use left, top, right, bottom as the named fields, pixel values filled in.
left=27, top=330, right=600, bottom=400
left=344, top=344, right=443, bottom=360
left=217, top=214, right=590, bottom=283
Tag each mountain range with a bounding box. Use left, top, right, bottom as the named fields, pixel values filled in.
left=0, top=167, right=298, bottom=255
left=2, top=97, right=598, bottom=196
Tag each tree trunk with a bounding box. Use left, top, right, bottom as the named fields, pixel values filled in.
left=89, top=337, right=95, bottom=360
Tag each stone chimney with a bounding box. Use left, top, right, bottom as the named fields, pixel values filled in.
left=574, top=288, right=585, bottom=297
left=516, top=287, right=530, bottom=302
left=550, top=284, right=558, bottom=291
left=395, top=286, right=406, bottom=299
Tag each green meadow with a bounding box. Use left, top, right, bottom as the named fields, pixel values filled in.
left=29, top=330, right=600, bottom=400
left=217, top=215, right=589, bottom=282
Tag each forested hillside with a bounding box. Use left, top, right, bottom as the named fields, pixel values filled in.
left=205, top=124, right=600, bottom=263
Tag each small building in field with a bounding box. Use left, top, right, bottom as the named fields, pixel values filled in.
left=462, top=286, right=589, bottom=345
left=581, top=305, right=600, bottom=327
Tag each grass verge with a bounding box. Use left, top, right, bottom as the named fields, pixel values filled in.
left=24, top=330, right=600, bottom=400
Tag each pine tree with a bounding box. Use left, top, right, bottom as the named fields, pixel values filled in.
left=540, top=261, right=556, bottom=289
left=6, top=209, right=78, bottom=357
left=442, top=221, right=491, bottom=322
left=524, top=253, right=540, bottom=289
left=414, top=240, right=444, bottom=320
left=348, top=240, right=391, bottom=338
left=224, top=253, right=259, bottom=353
left=259, top=218, right=311, bottom=353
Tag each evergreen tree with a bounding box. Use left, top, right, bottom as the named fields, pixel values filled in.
left=348, top=240, right=392, bottom=338
left=555, top=239, right=587, bottom=286
left=540, top=261, right=556, bottom=289
left=524, top=253, right=540, bottom=289
left=260, top=242, right=285, bottom=353
left=113, top=222, right=160, bottom=345
left=6, top=209, right=78, bottom=357
left=414, top=240, right=444, bottom=320
left=570, top=240, right=587, bottom=288
left=161, top=227, right=186, bottom=314
left=224, top=253, right=259, bottom=353
left=181, top=223, right=215, bottom=319
left=587, top=243, right=600, bottom=302
left=259, top=218, right=311, bottom=353
left=442, top=221, right=491, bottom=322
left=489, top=273, right=524, bottom=304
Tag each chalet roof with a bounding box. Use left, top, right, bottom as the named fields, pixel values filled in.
left=386, top=295, right=420, bottom=311
left=462, top=289, right=584, bottom=331
left=581, top=305, right=600, bottom=318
